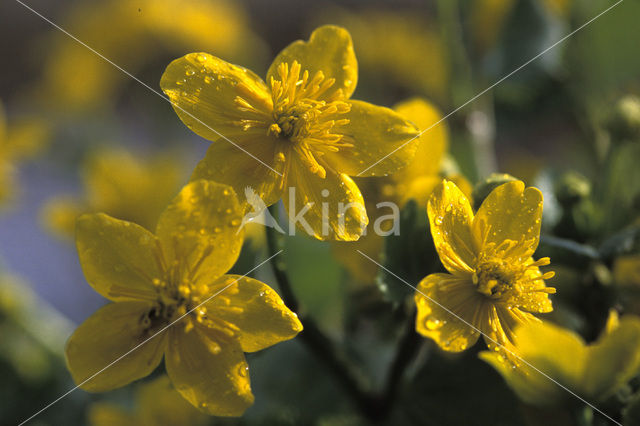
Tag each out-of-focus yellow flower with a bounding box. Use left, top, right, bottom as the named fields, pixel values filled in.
left=614, top=254, right=640, bottom=287
left=161, top=25, right=420, bottom=241
left=65, top=180, right=302, bottom=416
left=415, top=180, right=555, bottom=352
left=42, top=147, right=184, bottom=237
left=333, top=99, right=471, bottom=284
left=89, top=376, right=208, bottom=426
left=34, top=0, right=262, bottom=111
left=0, top=102, right=49, bottom=208
left=317, top=10, right=449, bottom=104
left=480, top=311, right=640, bottom=406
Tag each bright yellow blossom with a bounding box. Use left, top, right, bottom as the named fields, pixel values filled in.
left=480, top=311, right=640, bottom=406
left=415, top=180, right=555, bottom=352
left=161, top=25, right=421, bottom=241
left=333, top=99, right=471, bottom=283
left=42, top=147, right=184, bottom=238
left=65, top=180, right=302, bottom=416
left=89, top=376, right=208, bottom=426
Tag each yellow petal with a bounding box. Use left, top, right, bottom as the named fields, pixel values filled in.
left=267, top=25, right=358, bottom=101
left=398, top=175, right=442, bottom=207
left=415, top=273, right=481, bottom=352
left=137, top=376, right=209, bottom=426
left=513, top=321, right=586, bottom=395
left=427, top=180, right=476, bottom=275
left=584, top=316, right=640, bottom=399
left=76, top=213, right=160, bottom=302
left=284, top=156, right=368, bottom=241
left=166, top=324, right=254, bottom=416
left=472, top=181, right=543, bottom=260
left=155, top=181, right=244, bottom=283
left=190, top=135, right=286, bottom=211
left=393, top=98, right=448, bottom=180
left=323, top=100, right=420, bottom=177
left=65, top=301, right=166, bottom=392
left=205, top=275, right=302, bottom=352
left=161, top=53, right=272, bottom=141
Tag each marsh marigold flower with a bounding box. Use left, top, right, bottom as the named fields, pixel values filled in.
left=333, top=98, right=471, bottom=283
left=480, top=311, right=640, bottom=406
left=65, top=180, right=302, bottom=416
left=161, top=25, right=420, bottom=241
left=415, top=180, right=555, bottom=352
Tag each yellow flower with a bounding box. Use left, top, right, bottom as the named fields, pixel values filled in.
left=415, top=180, right=555, bottom=352
left=0, top=101, right=49, bottom=208
left=161, top=25, right=421, bottom=241
left=89, top=376, right=208, bottom=426
left=480, top=311, right=640, bottom=406
left=333, top=98, right=471, bottom=284
left=65, top=180, right=302, bottom=416
left=42, top=147, right=184, bottom=238
left=34, top=0, right=261, bottom=111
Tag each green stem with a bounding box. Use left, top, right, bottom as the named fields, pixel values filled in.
left=264, top=205, right=377, bottom=419
left=264, top=206, right=424, bottom=421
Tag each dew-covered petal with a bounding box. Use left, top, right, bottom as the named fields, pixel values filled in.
left=283, top=156, right=368, bottom=241
left=392, top=98, right=448, bottom=181
left=472, top=181, right=543, bottom=260
left=190, top=135, right=286, bottom=212
left=204, top=275, right=302, bottom=352
left=155, top=181, right=244, bottom=284
left=76, top=213, right=161, bottom=302
left=161, top=53, right=272, bottom=141
left=267, top=25, right=358, bottom=101
left=427, top=180, right=476, bottom=275
left=65, top=301, right=166, bottom=392
left=415, top=273, right=481, bottom=352
left=322, top=100, right=420, bottom=177
left=166, top=324, right=254, bottom=416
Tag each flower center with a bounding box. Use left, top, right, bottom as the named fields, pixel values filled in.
left=267, top=61, right=353, bottom=178
left=472, top=259, right=520, bottom=299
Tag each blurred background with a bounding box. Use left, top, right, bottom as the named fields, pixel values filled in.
left=1, top=0, right=639, bottom=424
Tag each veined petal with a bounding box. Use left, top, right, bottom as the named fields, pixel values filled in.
left=65, top=301, right=166, bottom=392
left=166, top=323, right=254, bottom=416
left=392, top=98, right=448, bottom=180
left=427, top=180, right=476, bottom=275
left=76, top=214, right=161, bottom=302
left=473, top=181, right=543, bottom=260
left=267, top=25, right=358, bottom=101
left=190, top=135, right=286, bottom=211
left=415, top=273, right=481, bottom=352
left=155, top=181, right=244, bottom=285
left=205, top=275, right=302, bottom=352
left=161, top=53, right=272, bottom=141
left=284, top=156, right=368, bottom=241
left=324, top=100, right=420, bottom=177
